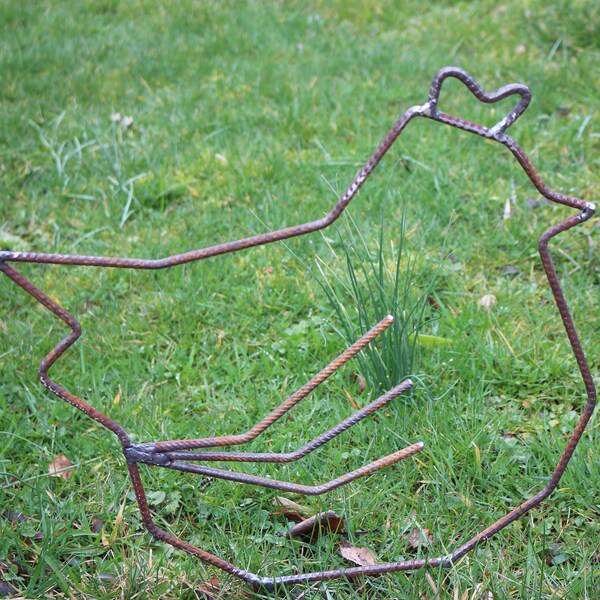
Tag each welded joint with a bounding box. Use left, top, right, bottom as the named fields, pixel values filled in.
left=582, top=202, right=596, bottom=216
left=124, top=445, right=172, bottom=466
left=419, top=101, right=434, bottom=118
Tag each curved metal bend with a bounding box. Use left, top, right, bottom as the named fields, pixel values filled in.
left=0, top=66, right=595, bottom=592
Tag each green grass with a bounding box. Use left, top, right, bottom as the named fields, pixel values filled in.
left=0, top=1, right=598, bottom=598
left=297, top=210, right=441, bottom=395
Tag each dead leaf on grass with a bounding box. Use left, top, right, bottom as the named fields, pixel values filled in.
left=7, top=558, right=27, bottom=577
left=425, top=572, right=438, bottom=595
left=1, top=511, right=26, bottom=525
left=272, top=496, right=314, bottom=521
left=91, top=517, right=104, bottom=533
left=427, top=295, right=441, bottom=310
left=48, top=454, right=74, bottom=481
left=286, top=511, right=345, bottom=542
left=343, top=388, right=360, bottom=410
left=198, top=576, right=222, bottom=599
left=0, top=565, right=12, bottom=597
left=0, top=579, right=17, bottom=597
left=403, top=527, right=434, bottom=551
left=353, top=372, right=366, bottom=394
left=339, top=541, right=377, bottom=566
left=101, top=528, right=110, bottom=549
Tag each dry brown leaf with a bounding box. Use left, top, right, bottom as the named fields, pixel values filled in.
left=48, top=454, right=74, bottom=481
left=101, top=528, right=110, bottom=549
left=0, top=579, right=17, bottom=597
left=198, top=576, right=221, bottom=599
left=286, top=511, right=345, bottom=542
left=91, top=517, right=103, bottom=533
left=403, top=527, right=434, bottom=551
left=272, top=496, right=313, bottom=518
left=6, top=558, right=27, bottom=577
left=339, top=541, right=377, bottom=567
left=425, top=572, right=438, bottom=594
left=353, top=372, right=366, bottom=394
left=274, top=509, right=305, bottom=523
left=343, top=388, right=360, bottom=410
left=1, top=511, right=26, bottom=525
left=427, top=295, right=441, bottom=310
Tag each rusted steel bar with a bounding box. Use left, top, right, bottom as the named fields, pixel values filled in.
left=1, top=66, right=595, bottom=593
left=147, top=314, right=395, bottom=453
left=155, top=379, right=413, bottom=463
left=0, top=261, right=131, bottom=446
left=161, top=441, right=424, bottom=495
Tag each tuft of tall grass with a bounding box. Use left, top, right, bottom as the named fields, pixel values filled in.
left=311, top=211, right=440, bottom=394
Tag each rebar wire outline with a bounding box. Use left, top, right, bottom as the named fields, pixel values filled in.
left=0, top=66, right=596, bottom=592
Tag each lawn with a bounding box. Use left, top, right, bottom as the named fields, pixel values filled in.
left=0, top=1, right=598, bottom=598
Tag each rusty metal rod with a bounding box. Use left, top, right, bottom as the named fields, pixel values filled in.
left=0, top=261, right=131, bottom=446
left=161, top=442, right=424, bottom=495
left=156, top=379, right=413, bottom=463
left=147, top=314, right=395, bottom=453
